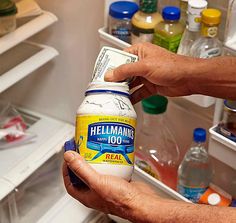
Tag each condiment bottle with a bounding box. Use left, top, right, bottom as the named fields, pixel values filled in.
left=75, top=82, right=137, bottom=181
left=190, top=9, right=222, bottom=58
left=153, top=6, right=184, bottom=53
left=131, top=0, right=162, bottom=44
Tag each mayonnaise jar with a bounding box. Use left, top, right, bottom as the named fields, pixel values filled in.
left=75, top=82, right=137, bottom=180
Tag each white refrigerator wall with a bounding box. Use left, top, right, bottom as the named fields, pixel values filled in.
left=1, top=0, right=105, bottom=123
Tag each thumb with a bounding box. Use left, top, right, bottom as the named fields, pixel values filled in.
left=64, top=151, right=99, bottom=188
left=104, top=61, right=148, bottom=82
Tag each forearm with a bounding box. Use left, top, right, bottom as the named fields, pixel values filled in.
left=128, top=194, right=236, bottom=223
left=187, top=56, right=236, bottom=99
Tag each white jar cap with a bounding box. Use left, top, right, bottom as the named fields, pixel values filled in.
left=208, top=193, right=221, bottom=206
left=188, top=0, right=208, bottom=12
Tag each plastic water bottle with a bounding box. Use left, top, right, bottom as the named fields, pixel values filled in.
left=177, top=128, right=213, bottom=203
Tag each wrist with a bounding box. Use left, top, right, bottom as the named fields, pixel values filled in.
left=184, top=57, right=208, bottom=95
left=125, top=193, right=163, bottom=223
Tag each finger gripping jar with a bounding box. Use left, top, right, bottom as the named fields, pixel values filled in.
left=75, top=82, right=137, bottom=181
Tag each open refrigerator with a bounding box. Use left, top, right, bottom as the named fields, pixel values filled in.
left=0, top=0, right=235, bottom=222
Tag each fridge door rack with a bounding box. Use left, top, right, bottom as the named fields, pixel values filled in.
left=133, top=166, right=191, bottom=202
left=209, top=125, right=236, bottom=170
left=99, top=27, right=215, bottom=108
left=0, top=11, right=58, bottom=55
left=0, top=41, right=58, bottom=94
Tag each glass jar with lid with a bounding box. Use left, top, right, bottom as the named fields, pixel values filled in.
left=0, top=0, right=17, bottom=37
left=108, top=1, right=139, bottom=44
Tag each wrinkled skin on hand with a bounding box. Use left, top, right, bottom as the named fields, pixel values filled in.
left=63, top=151, right=157, bottom=220
left=105, top=43, right=196, bottom=104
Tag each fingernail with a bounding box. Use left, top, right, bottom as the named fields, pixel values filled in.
left=104, top=70, right=114, bottom=81
left=64, top=151, right=75, bottom=163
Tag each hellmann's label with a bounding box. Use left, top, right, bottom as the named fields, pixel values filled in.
left=75, top=115, right=136, bottom=166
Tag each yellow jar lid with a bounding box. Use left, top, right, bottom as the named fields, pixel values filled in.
left=201, top=9, right=221, bottom=25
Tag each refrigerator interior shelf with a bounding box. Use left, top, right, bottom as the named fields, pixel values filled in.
left=99, top=27, right=216, bottom=108
left=0, top=107, right=74, bottom=200
left=209, top=126, right=236, bottom=170
left=37, top=194, right=94, bottom=223
left=0, top=11, right=58, bottom=55
left=0, top=41, right=58, bottom=94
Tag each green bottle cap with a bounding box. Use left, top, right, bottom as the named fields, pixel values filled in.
left=0, top=0, right=17, bottom=17
left=139, top=0, right=157, bottom=13
left=141, top=95, right=168, bottom=114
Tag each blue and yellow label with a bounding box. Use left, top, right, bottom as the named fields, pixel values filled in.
left=75, top=115, right=136, bottom=166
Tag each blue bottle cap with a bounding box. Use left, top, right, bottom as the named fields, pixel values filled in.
left=109, top=1, right=139, bottom=19
left=162, top=6, right=181, bottom=21
left=193, top=128, right=206, bottom=142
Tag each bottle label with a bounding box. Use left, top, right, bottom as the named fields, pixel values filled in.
left=111, top=27, right=130, bottom=43
left=188, top=13, right=202, bottom=32
left=153, top=33, right=182, bottom=53
left=75, top=115, right=136, bottom=166
left=178, top=185, right=207, bottom=203
left=200, top=47, right=222, bottom=59
left=202, top=26, right=218, bottom=38
left=131, top=25, right=154, bottom=44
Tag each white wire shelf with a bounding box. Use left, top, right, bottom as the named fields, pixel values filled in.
left=0, top=41, right=58, bottom=94
left=0, top=11, right=58, bottom=55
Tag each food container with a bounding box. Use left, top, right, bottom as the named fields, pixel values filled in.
left=108, top=1, right=139, bottom=44
left=0, top=0, right=17, bottom=37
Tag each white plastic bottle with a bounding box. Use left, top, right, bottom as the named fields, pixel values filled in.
left=178, top=128, right=213, bottom=203
left=75, top=82, right=137, bottom=181
left=178, top=0, right=208, bottom=56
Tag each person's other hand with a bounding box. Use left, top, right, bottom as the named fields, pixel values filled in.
left=63, top=151, right=157, bottom=220
left=105, top=43, right=197, bottom=104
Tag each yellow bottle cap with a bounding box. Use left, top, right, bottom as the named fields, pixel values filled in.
left=201, top=9, right=221, bottom=25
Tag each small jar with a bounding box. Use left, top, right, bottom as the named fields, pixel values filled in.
left=108, top=1, right=139, bottom=43
left=75, top=82, right=137, bottom=181
left=153, top=6, right=184, bottom=53
left=0, top=0, right=17, bottom=37
left=218, top=100, right=236, bottom=141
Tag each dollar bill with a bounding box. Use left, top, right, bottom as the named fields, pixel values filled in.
left=92, top=46, right=138, bottom=82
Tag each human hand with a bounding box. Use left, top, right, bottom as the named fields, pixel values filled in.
left=63, top=151, right=158, bottom=221
left=105, top=43, right=197, bottom=104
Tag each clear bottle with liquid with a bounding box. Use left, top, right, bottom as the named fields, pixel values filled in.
left=190, top=9, right=222, bottom=58
left=178, top=128, right=213, bottom=203
left=178, top=0, right=208, bottom=56
left=131, top=0, right=162, bottom=44
left=153, top=6, right=185, bottom=53
left=135, top=95, right=180, bottom=190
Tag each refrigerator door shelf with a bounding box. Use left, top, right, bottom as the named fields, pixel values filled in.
left=0, top=11, right=58, bottom=55
left=209, top=126, right=236, bottom=170
left=0, top=107, right=74, bottom=196
left=98, top=27, right=216, bottom=108
left=133, top=166, right=191, bottom=202
left=0, top=41, right=58, bottom=94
